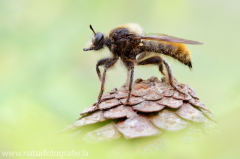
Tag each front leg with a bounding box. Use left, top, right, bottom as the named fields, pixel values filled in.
left=96, top=58, right=118, bottom=108
left=122, top=59, right=135, bottom=105
left=96, top=58, right=110, bottom=80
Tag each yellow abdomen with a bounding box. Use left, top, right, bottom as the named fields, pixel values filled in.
left=143, top=40, right=192, bottom=68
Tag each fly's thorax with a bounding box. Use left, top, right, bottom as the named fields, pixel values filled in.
left=109, top=28, right=129, bottom=41
left=108, top=28, right=141, bottom=54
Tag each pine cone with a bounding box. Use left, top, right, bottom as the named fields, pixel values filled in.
left=61, top=76, right=216, bottom=147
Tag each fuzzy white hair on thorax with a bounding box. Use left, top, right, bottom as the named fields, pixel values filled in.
left=110, top=23, right=144, bottom=36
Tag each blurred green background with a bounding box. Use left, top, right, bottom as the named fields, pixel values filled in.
left=1, top=0, right=240, bottom=158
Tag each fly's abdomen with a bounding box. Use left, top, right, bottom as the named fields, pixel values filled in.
left=143, top=40, right=192, bottom=68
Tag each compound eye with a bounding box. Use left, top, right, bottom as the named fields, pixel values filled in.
left=94, top=32, right=103, bottom=45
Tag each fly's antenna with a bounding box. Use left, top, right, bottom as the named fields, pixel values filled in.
left=90, top=25, right=96, bottom=35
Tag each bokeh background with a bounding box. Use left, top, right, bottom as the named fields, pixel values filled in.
left=1, top=0, right=240, bottom=158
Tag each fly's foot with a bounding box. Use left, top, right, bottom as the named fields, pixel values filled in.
left=95, top=105, right=100, bottom=109
left=124, top=100, right=131, bottom=106
left=124, top=94, right=132, bottom=105
left=171, top=84, right=186, bottom=97
left=94, top=100, right=102, bottom=109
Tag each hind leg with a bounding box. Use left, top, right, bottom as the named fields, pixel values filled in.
left=162, top=60, right=185, bottom=96
left=137, top=56, right=185, bottom=95
left=137, top=56, right=165, bottom=75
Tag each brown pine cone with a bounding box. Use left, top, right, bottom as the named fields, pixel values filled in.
left=61, top=76, right=216, bottom=147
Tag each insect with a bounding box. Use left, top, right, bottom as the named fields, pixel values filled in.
left=83, top=23, right=202, bottom=108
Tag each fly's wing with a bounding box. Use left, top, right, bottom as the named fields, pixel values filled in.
left=134, top=33, right=203, bottom=44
